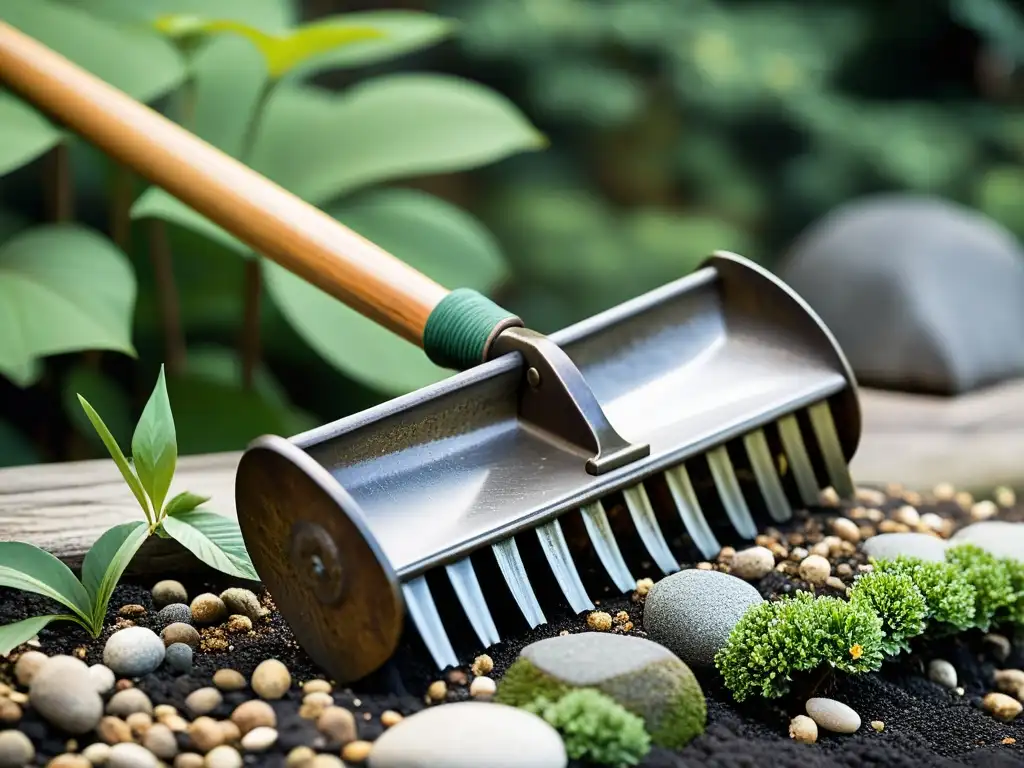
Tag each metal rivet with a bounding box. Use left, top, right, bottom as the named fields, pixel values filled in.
left=290, top=522, right=345, bottom=606
left=527, top=367, right=541, bottom=388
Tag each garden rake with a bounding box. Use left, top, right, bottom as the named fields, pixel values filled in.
left=0, top=21, right=862, bottom=685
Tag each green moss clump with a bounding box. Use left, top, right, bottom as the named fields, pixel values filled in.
left=871, top=555, right=976, bottom=633
left=997, top=557, right=1024, bottom=627
left=848, top=569, right=928, bottom=655
left=524, top=689, right=652, bottom=767
left=945, top=544, right=1015, bottom=631
left=714, top=591, right=883, bottom=701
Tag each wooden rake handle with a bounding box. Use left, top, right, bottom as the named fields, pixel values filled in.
left=0, top=20, right=520, bottom=369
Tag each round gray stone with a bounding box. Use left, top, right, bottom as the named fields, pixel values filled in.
left=0, top=728, right=35, bottom=767
left=29, top=655, right=102, bottom=734
left=155, top=603, right=192, bottom=627
left=779, top=194, right=1024, bottom=395
left=928, top=659, right=957, bottom=689
left=108, top=742, right=159, bottom=768
left=521, top=629, right=678, bottom=685
left=806, top=697, right=861, bottom=734
left=367, top=702, right=566, bottom=768
left=165, top=642, right=193, bottom=674
left=643, top=569, right=764, bottom=667
left=105, top=688, right=153, bottom=717
left=862, top=533, right=949, bottom=563
left=950, top=521, right=1024, bottom=562
left=151, top=580, right=188, bottom=610
left=103, top=626, right=165, bottom=677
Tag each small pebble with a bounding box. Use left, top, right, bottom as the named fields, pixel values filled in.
left=103, top=627, right=165, bottom=677
left=220, top=589, right=267, bottom=621
left=156, top=603, right=193, bottom=627
left=586, top=611, right=613, bottom=631
left=108, top=743, right=158, bottom=768
left=971, top=500, right=998, bottom=521
left=175, top=755, right=204, bottom=768
left=82, top=742, right=111, bottom=765
left=302, top=679, right=331, bottom=695
left=995, top=486, right=1016, bottom=507
left=820, top=487, right=840, bottom=506
left=983, top=634, right=1012, bottom=662
left=286, top=746, right=316, bottom=767
left=219, top=719, right=241, bottom=745
left=14, top=650, right=49, bottom=686
left=634, top=578, right=654, bottom=597
left=188, top=717, right=225, bottom=752
left=832, top=518, right=860, bottom=543
left=933, top=482, right=956, bottom=501
left=380, top=710, right=403, bottom=728
left=126, top=711, right=153, bottom=737
left=920, top=512, right=946, bottom=533
left=789, top=714, right=818, bottom=744
left=806, top=697, right=861, bottom=733
left=983, top=692, right=1023, bottom=721
left=471, top=655, right=494, bottom=677
left=994, top=669, right=1024, bottom=698
left=153, top=580, right=188, bottom=609
left=47, top=754, right=90, bottom=768
left=730, top=546, right=776, bottom=580
left=0, top=698, right=21, bottom=725
left=300, top=691, right=334, bottom=719
left=190, top=594, right=228, bottom=625
left=825, top=576, right=846, bottom=590
left=97, top=716, right=133, bottom=744
left=855, top=487, right=887, bottom=506
left=231, top=700, right=276, bottom=734
left=143, top=723, right=178, bottom=759
left=185, top=687, right=223, bottom=717
left=317, top=706, right=357, bottom=744
left=427, top=680, right=447, bottom=702
left=105, top=688, right=153, bottom=717
left=118, top=604, right=146, bottom=618
left=30, top=655, right=103, bottom=734
left=310, top=757, right=344, bottom=768
left=214, top=669, right=247, bottom=691
left=166, top=643, right=194, bottom=674
left=162, top=623, right=201, bottom=649
left=204, top=745, right=242, bottom=768
left=87, top=664, right=115, bottom=695
left=341, top=740, right=372, bottom=763
left=225, top=615, right=252, bottom=633
left=799, top=554, right=831, bottom=586
left=0, top=730, right=34, bottom=768
left=892, top=505, right=920, bottom=527
left=928, top=659, right=957, bottom=689
left=469, top=676, right=496, bottom=698
left=240, top=726, right=278, bottom=752
left=871, top=720, right=885, bottom=732
left=251, top=659, right=291, bottom=699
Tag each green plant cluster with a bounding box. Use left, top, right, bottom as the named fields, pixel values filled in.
left=0, top=367, right=256, bottom=655
left=523, top=688, right=652, bottom=768
left=717, top=544, right=1024, bottom=701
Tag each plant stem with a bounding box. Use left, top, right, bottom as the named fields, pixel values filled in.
left=45, top=142, right=74, bottom=223
left=111, top=164, right=133, bottom=252
left=148, top=220, right=187, bottom=376
left=238, top=81, right=275, bottom=390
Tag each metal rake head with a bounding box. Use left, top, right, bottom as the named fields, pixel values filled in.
left=235, top=251, right=860, bottom=684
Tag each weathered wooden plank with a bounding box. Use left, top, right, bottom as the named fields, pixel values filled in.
left=3, top=381, right=1024, bottom=571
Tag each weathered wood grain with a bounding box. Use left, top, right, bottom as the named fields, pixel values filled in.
left=3, top=381, right=1024, bottom=572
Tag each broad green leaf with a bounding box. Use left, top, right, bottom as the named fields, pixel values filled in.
left=162, top=511, right=259, bottom=580
left=0, top=615, right=80, bottom=657
left=132, top=366, right=178, bottom=516
left=131, top=187, right=251, bottom=257
left=0, top=225, right=137, bottom=387
left=81, top=521, right=149, bottom=628
left=62, top=365, right=133, bottom=453
left=0, top=92, right=63, bottom=178
left=0, top=542, right=92, bottom=620
left=164, top=491, right=211, bottom=517
left=153, top=15, right=384, bottom=79
left=0, top=420, right=38, bottom=468
left=0, top=0, right=185, bottom=103
left=265, top=188, right=508, bottom=394
left=249, top=74, right=547, bottom=205
left=77, top=394, right=151, bottom=519
left=64, top=0, right=295, bottom=32
left=190, top=35, right=269, bottom=158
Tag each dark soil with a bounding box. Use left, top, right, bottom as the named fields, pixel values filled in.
left=2, top=488, right=1023, bottom=767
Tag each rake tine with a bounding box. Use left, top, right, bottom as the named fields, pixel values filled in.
left=808, top=401, right=855, bottom=499
left=622, top=485, right=680, bottom=575
left=446, top=558, right=500, bottom=648
left=492, top=538, right=547, bottom=628
left=664, top=464, right=720, bottom=559
left=580, top=501, right=636, bottom=593
left=707, top=445, right=758, bottom=539
left=402, top=576, right=459, bottom=670
left=778, top=413, right=819, bottom=507
left=744, top=428, right=793, bottom=523
left=536, top=520, right=595, bottom=614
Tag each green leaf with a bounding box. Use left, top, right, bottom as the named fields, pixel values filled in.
left=0, top=542, right=92, bottom=621
left=0, top=420, right=38, bottom=468
left=0, top=91, right=63, bottom=178
left=80, top=521, right=149, bottom=629
left=153, top=15, right=385, bottom=79
left=65, top=0, right=296, bottom=32
left=265, top=187, right=508, bottom=394
left=132, top=366, right=178, bottom=517
left=0, top=0, right=186, bottom=103
left=130, top=187, right=252, bottom=257
left=0, top=615, right=80, bottom=657
left=0, top=224, right=137, bottom=387
left=77, top=394, right=151, bottom=519
left=164, top=490, right=211, bottom=517
left=249, top=74, right=547, bottom=205
left=161, top=510, right=258, bottom=580
left=190, top=34, right=269, bottom=158
left=62, top=365, right=133, bottom=453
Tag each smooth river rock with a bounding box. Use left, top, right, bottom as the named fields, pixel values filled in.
left=805, top=697, right=861, bottom=734
left=103, top=626, right=165, bottom=677
left=950, top=521, right=1024, bottom=562
left=29, top=656, right=102, bottom=734
left=862, top=532, right=949, bottom=563
left=367, top=702, right=566, bottom=768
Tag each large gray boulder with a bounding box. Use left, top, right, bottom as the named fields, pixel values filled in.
left=779, top=194, right=1024, bottom=395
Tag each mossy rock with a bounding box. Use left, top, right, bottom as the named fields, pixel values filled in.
left=495, top=632, right=706, bottom=749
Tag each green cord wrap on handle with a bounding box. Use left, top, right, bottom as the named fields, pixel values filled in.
left=423, top=288, right=522, bottom=370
